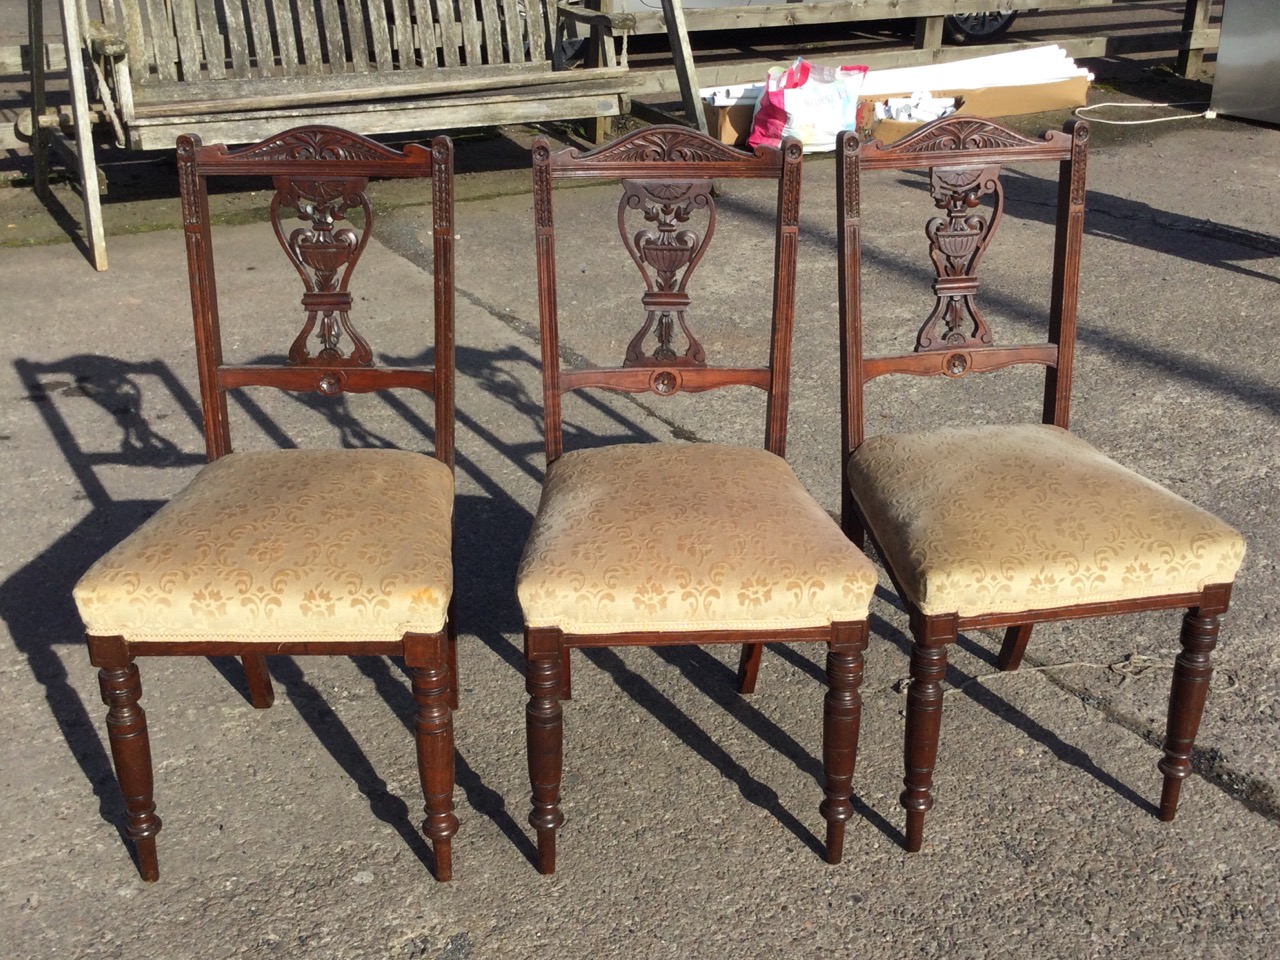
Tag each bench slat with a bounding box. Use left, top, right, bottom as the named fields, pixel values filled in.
left=143, top=0, right=178, bottom=80
left=499, top=0, right=525, bottom=64
left=133, top=58, right=588, bottom=111
left=418, top=0, right=460, bottom=68
left=345, top=0, right=372, bottom=71
left=170, top=0, right=203, bottom=80
left=221, top=0, right=254, bottom=77
left=525, top=0, right=547, bottom=63
left=268, top=0, right=300, bottom=75
left=389, top=0, right=414, bottom=65
left=318, top=0, right=347, bottom=70
left=245, top=0, right=278, bottom=75
left=116, top=0, right=150, bottom=82
left=366, top=0, right=395, bottom=69
left=456, top=0, right=485, bottom=66
left=194, top=0, right=226, bottom=79
left=293, top=0, right=325, bottom=73
left=478, top=0, right=504, bottom=64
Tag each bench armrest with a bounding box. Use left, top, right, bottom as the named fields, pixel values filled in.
left=556, top=2, right=636, bottom=32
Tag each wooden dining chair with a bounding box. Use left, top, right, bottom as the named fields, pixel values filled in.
left=836, top=117, right=1245, bottom=851
left=72, top=125, right=460, bottom=881
left=517, top=126, right=878, bottom=873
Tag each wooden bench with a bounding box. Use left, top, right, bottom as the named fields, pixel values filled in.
left=31, top=0, right=638, bottom=268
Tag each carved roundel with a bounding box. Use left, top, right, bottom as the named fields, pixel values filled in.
left=317, top=372, right=345, bottom=395
left=944, top=353, right=969, bottom=377
left=652, top=371, right=679, bottom=395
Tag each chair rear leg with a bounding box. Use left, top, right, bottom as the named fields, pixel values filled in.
left=820, top=621, right=868, bottom=864
left=997, top=624, right=1034, bottom=671
left=90, top=638, right=162, bottom=882
left=407, top=633, right=458, bottom=881
left=1158, top=600, right=1223, bottom=821
left=242, top=653, right=274, bottom=708
left=560, top=645, right=573, bottom=701
left=526, top=628, right=565, bottom=874
left=901, top=616, right=954, bottom=852
left=736, top=643, right=763, bottom=694
left=446, top=604, right=460, bottom=711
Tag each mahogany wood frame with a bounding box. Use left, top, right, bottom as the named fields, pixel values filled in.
left=526, top=125, right=869, bottom=872
left=836, top=117, right=1233, bottom=851
left=85, top=125, right=459, bottom=881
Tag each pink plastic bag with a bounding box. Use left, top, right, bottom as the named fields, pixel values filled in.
left=747, top=58, right=868, bottom=153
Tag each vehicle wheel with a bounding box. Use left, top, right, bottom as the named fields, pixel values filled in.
left=943, top=11, right=1018, bottom=43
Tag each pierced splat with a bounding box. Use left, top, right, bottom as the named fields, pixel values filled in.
left=619, top=179, right=715, bottom=368
left=271, top=177, right=374, bottom=366
left=916, top=164, right=1004, bottom=352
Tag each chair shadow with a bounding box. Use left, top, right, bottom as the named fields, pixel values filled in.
left=3, top=356, right=206, bottom=847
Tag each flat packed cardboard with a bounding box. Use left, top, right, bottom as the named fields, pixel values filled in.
left=866, top=75, right=1090, bottom=145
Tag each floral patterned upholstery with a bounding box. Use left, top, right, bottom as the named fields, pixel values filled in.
left=74, top=449, right=453, bottom=641
left=847, top=423, right=1244, bottom=617
left=517, top=443, right=877, bottom=634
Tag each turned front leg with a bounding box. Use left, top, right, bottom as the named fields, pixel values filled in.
left=93, top=641, right=161, bottom=882
left=820, top=621, right=868, bottom=864
left=1158, top=603, right=1222, bottom=821
left=901, top=618, right=952, bottom=853
left=408, top=633, right=458, bottom=882
left=526, top=628, right=565, bottom=874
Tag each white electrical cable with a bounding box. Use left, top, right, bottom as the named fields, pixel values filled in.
left=1074, top=100, right=1212, bottom=125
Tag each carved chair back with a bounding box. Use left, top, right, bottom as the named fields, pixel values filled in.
left=176, top=124, right=455, bottom=468
left=531, top=125, right=804, bottom=463
left=838, top=118, right=1089, bottom=456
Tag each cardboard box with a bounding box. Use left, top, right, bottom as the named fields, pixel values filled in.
left=700, top=84, right=762, bottom=147
left=865, top=75, right=1090, bottom=145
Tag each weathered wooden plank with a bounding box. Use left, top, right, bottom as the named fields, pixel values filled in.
left=478, top=0, right=504, bottom=63
left=455, top=0, right=485, bottom=66
left=220, top=0, right=254, bottom=77
left=293, top=0, right=325, bottom=73
left=169, top=0, right=204, bottom=80
left=344, top=0, right=372, bottom=71
left=525, top=0, right=548, bottom=63
left=141, top=0, right=179, bottom=79
left=499, top=0, right=526, bottom=65
left=244, top=0, right=277, bottom=74
left=126, top=85, right=626, bottom=146
left=318, top=0, right=347, bottom=70
left=193, top=0, right=226, bottom=79
left=268, top=0, right=301, bottom=75
left=388, top=0, right=413, bottom=65
left=419, top=0, right=461, bottom=68
left=365, top=0, right=395, bottom=68
left=116, top=0, right=149, bottom=81
left=132, top=58, right=593, bottom=112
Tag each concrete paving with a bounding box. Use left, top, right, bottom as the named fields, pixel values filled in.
left=2, top=87, right=1279, bottom=958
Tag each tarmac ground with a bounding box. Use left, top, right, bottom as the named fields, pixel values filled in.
left=2, top=51, right=1280, bottom=960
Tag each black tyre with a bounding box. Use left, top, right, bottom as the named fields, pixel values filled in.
left=943, top=11, right=1018, bottom=43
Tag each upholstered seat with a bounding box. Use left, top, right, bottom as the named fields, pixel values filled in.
left=518, top=443, right=877, bottom=634
left=75, top=449, right=454, bottom=642
left=848, top=424, right=1244, bottom=617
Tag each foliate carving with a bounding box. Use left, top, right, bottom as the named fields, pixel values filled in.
left=270, top=176, right=375, bottom=367
left=893, top=117, right=1043, bottom=155
left=618, top=179, right=714, bottom=368
left=841, top=135, right=860, bottom=218
left=583, top=128, right=750, bottom=165
left=230, top=126, right=404, bottom=163
left=1070, top=123, right=1090, bottom=207
left=176, top=135, right=201, bottom=226
left=432, top=139, right=452, bottom=231
left=532, top=141, right=553, bottom=230
left=916, top=164, right=1003, bottom=352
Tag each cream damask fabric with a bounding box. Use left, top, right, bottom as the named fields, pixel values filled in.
left=517, top=443, right=877, bottom=634
left=74, top=449, right=453, bottom=641
left=848, top=423, right=1244, bottom=617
